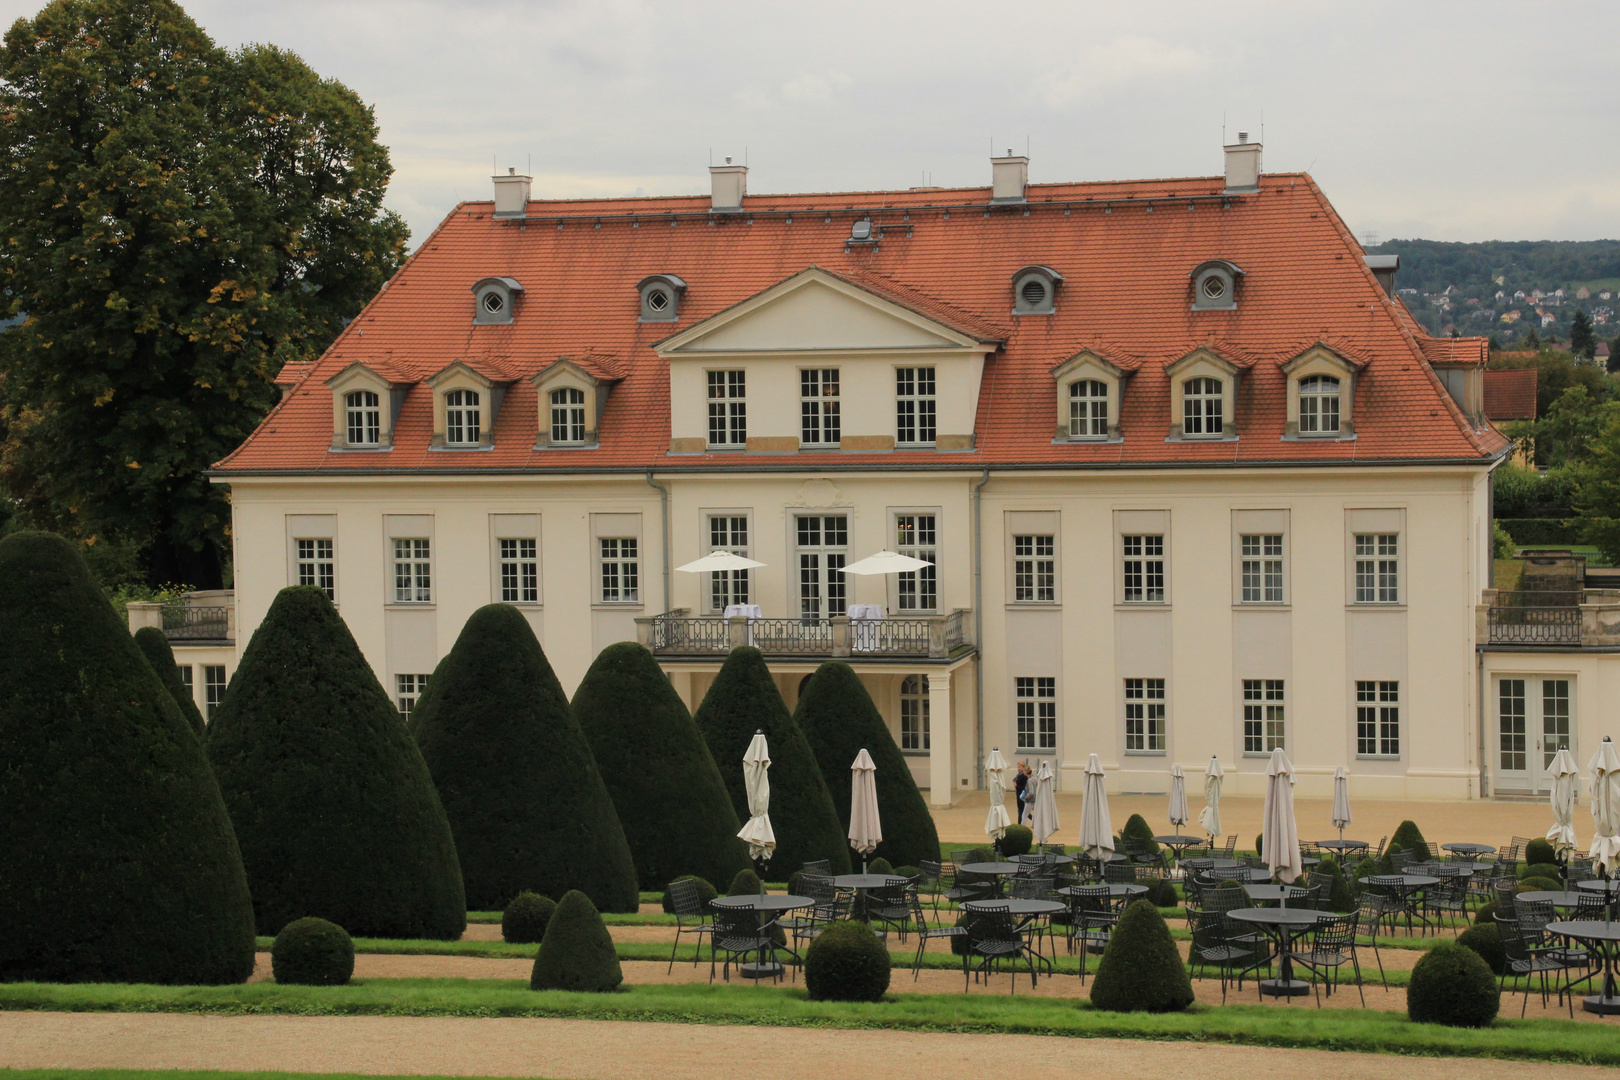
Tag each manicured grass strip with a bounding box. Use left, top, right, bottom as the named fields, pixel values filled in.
left=0, top=980, right=1612, bottom=1065
left=0, top=1073, right=545, bottom=1080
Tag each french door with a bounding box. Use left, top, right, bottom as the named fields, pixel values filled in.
left=1496, top=676, right=1574, bottom=794
left=795, top=515, right=847, bottom=622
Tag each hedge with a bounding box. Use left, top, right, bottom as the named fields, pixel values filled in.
left=271, top=918, right=354, bottom=986
left=1089, top=900, right=1194, bottom=1012
left=1408, top=942, right=1500, bottom=1027
left=207, top=585, right=466, bottom=939
left=0, top=532, right=256, bottom=984
left=410, top=605, right=638, bottom=913
left=795, top=661, right=941, bottom=870
left=804, top=921, right=890, bottom=1002
left=574, top=641, right=751, bottom=892
left=133, top=626, right=206, bottom=737
left=1497, top=518, right=1581, bottom=546
left=530, top=890, right=622, bottom=993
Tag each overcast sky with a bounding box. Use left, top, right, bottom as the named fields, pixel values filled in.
left=5, top=0, right=1618, bottom=248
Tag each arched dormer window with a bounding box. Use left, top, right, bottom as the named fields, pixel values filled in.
left=1068, top=380, right=1109, bottom=438
left=471, top=277, right=523, bottom=325
left=1190, top=260, right=1243, bottom=311
left=1165, top=347, right=1240, bottom=440
left=1012, top=265, right=1063, bottom=315
left=445, top=389, right=481, bottom=444
left=326, top=362, right=406, bottom=450
left=345, top=390, right=380, bottom=446
left=550, top=387, right=587, bottom=444
left=1050, top=349, right=1126, bottom=443
left=1182, top=377, right=1224, bottom=436
left=531, top=357, right=617, bottom=449
left=1282, top=344, right=1360, bottom=439
left=1298, top=375, right=1340, bottom=434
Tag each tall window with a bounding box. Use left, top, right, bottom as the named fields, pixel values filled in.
left=1354, top=534, right=1399, bottom=603
left=599, top=538, right=639, bottom=603
left=204, top=665, right=227, bottom=721
left=296, top=538, right=335, bottom=600
left=499, top=538, right=538, bottom=603
left=1498, top=678, right=1527, bottom=772
left=1015, top=676, right=1057, bottom=751
left=796, top=515, right=847, bottom=620
left=1068, top=380, right=1108, bottom=438
left=1124, top=678, right=1166, bottom=752
left=178, top=664, right=193, bottom=698
left=1013, top=535, right=1055, bottom=602
left=1182, top=377, right=1223, bottom=436
left=1122, top=534, right=1165, bottom=603
left=800, top=369, right=840, bottom=446
left=396, top=674, right=429, bottom=719
left=1543, top=679, right=1571, bottom=772
left=1240, top=534, right=1283, bottom=603
left=550, top=387, right=586, bottom=444
left=895, top=514, right=937, bottom=611
left=896, top=366, right=936, bottom=445
left=1242, top=678, right=1285, bottom=753
left=707, top=370, right=746, bottom=447
left=1355, top=680, right=1400, bottom=757
left=900, top=674, right=931, bottom=752
left=345, top=390, right=380, bottom=446
left=708, top=515, right=750, bottom=611
left=1298, top=375, right=1340, bottom=434
left=444, top=389, right=481, bottom=445
left=392, top=539, right=431, bottom=603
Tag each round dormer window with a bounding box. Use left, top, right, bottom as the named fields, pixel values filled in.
left=1202, top=275, right=1227, bottom=301
left=646, top=288, right=670, bottom=312
left=1021, top=279, right=1048, bottom=306
left=482, top=291, right=506, bottom=314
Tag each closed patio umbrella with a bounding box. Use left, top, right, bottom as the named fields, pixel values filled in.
left=1262, top=747, right=1303, bottom=884
left=1029, top=759, right=1060, bottom=844
left=1548, top=747, right=1579, bottom=861
left=1199, top=756, right=1224, bottom=839
left=736, top=730, right=776, bottom=867
left=984, top=747, right=1012, bottom=842
left=1079, top=753, right=1115, bottom=863
left=840, top=550, right=933, bottom=575
left=1590, top=737, right=1620, bottom=877
left=848, top=748, right=882, bottom=872
left=1331, top=766, right=1353, bottom=843
left=1167, top=764, right=1188, bottom=831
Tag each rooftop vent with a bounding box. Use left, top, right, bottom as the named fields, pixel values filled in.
left=848, top=218, right=876, bottom=245
left=990, top=150, right=1028, bottom=204
left=492, top=167, right=532, bottom=219
left=709, top=156, right=747, bottom=213
left=1223, top=134, right=1261, bottom=195
left=1364, top=254, right=1400, bottom=297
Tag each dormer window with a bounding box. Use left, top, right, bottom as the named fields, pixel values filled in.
left=1068, top=380, right=1108, bottom=439
left=1182, top=377, right=1224, bottom=436
left=531, top=357, right=616, bottom=450
left=471, top=277, right=523, bottom=325
left=1298, top=375, right=1341, bottom=434
left=1050, top=350, right=1125, bottom=443
left=326, top=362, right=406, bottom=450
left=1190, top=260, right=1242, bottom=311
left=445, top=389, right=481, bottom=444
left=345, top=390, right=380, bottom=446
left=1282, top=344, right=1360, bottom=439
left=550, top=387, right=586, bottom=444
left=1012, top=265, right=1062, bottom=315
left=638, top=274, right=686, bottom=322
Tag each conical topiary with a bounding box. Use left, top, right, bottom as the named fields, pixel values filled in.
left=207, top=585, right=466, bottom=939
left=410, top=605, right=638, bottom=912
left=0, top=531, right=255, bottom=983
left=1121, top=814, right=1160, bottom=858
left=795, top=661, right=941, bottom=870
left=530, top=889, right=623, bottom=993
left=573, top=641, right=751, bottom=891
left=1385, top=819, right=1429, bottom=869
left=133, top=626, right=206, bottom=738
left=695, top=647, right=850, bottom=878
left=1088, top=899, right=1194, bottom=1012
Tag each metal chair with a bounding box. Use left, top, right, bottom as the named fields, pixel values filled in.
left=1182, top=873, right=1206, bottom=930
left=1425, top=873, right=1469, bottom=931
left=1354, top=893, right=1391, bottom=986
left=941, top=864, right=989, bottom=908
left=709, top=901, right=782, bottom=984
left=1189, top=907, right=1258, bottom=1004
left=1305, top=872, right=1337, bottom=910
left=1039, top=843, right=1068, bottom=856
left=1219, top=834, right=1239, bottom=858
left=1283, top=883, right=1321, bottom=910
left=1289, top=911, right=1365, bottom=1007
left=667, top=877, right=714, bottom=972
left=1103, top=861, right=1137, bottom=884
left=867, top=876, right=914, bottom=941
left=1063, top=885, right=1118, bottom=984
left=907, top=887, right=966, bottom=981
left=1370, top=835, right=1388, bottom=862
left=1496, top=913, right=1568, bottom=1017
left=964, top=903, right=1039, bottom=993
left=800, top=858, right=832, bottom=876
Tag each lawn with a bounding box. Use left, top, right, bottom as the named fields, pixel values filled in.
left=0, top=1074, right=510, bottom=1080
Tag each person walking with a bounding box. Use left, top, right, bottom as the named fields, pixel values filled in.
left=1014, top=760, right=1031, bottom=825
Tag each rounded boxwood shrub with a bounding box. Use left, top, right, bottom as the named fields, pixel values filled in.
left=1121, top=814, right=1159, bottom=858
left=1407, top=941, right=1500, bottom=1027
left=411, top=606, right=639, bottom=913
left=695, top=647, right=850, bottom=879
left=1456, top=922, right=1506, bottom=976
left=1384, top=819, right=1429, bottom=870
left=1089, top=900, right=1194, bottom=1012
left=1524, top=838, right=1556, bottom=867
left=728, top=868, right=764, bottom=896
left=0, top=532, right=255, bottom=984
left=893, top=865, right=920, bottom=880
left=957, top=846, right=996, bottom=888
left=502, top=892, right=558, bottom=944
left=998, top=825, right=1033, bottom=857
left=1142, top=877, right=1178, bottom=908
left=867, top=857, right=894, bottom=875
left=804, top=920, right=890, bottom=1002
left=530, top=890, right=622, bottom=993
left=1520, top=862, right=1562, bottom=882
left=660, top=875, right=718, bottom=914
left=796, top=661, right=941, bottom=870
left=271, top=917, right=354, bottom=986
left=574, top=642, right=751, bottom=892
left=133, top=626, right=206, bottom=738
left=1351, top=856, right=1381, bottom=893
left=207, top=586, right=465, bottom=939
left=1517, top=876, right=1561, bottom=892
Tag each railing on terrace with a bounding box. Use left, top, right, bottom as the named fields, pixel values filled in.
left=161, top=604, right=233, bottom=641
left=637, top=608, right=974, bottom=660
left=1481, top=589, right=1599, bottom=647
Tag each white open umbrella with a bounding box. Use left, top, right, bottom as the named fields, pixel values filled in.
left=1029, top=759, right=1060, bottom=843
left=1332, top=766, right=1353, bottom=842
left=1262, top=748, right=1303, bottom=884
left=1079, top=753, right=1115, bottom=862
left=675, top=550, right=767, bottom=573
left=736, top=730, right=776, bottom=865
left=1167, top=764, right=1188, bottom=830
left=1549, top=747, right=1579, bottom=861
left=984, top=747, right=1012, bottom=841
left=1199, top=756, right=1224, bottom=839
left=848, top=749, right=882, bottom=871
left=1590, top=737, right=1620, bottom=877
left=841, top=550, right=933, bottom=575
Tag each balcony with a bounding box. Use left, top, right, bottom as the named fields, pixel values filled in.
left=636, top=609, right=973, bottom=660
left=126, top=590, right=235, bottom=645
left=1479, top=589, right=1620, bottom=648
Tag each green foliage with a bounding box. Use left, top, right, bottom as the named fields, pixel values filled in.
left=270, top=917, right=354, bottom=986
left=1352, top=857, right=1380, bottom=892
left=804, top=920, right=890, bottom=1002
left=1089, top=900, right=1194, bottom=1013
left=1517, top=876, right=1562, bottom=892
left=997, top=825, right=1033, bottom=857
left=867, top=857, right=893, bottom=875
left=1384, top=821, right=1429, bottom=869
left=1524, top=838, right=1557, bottom=866
left=1407, top=942, right=1500, bottom=1027
left=0, top=531, right=255, bottom=984
left=1498, top=519, right=1581, bottom=546
left=0, top=0, right=408, bottom=583
left=574, top=642, right=751, bottom=893
left=893, top=865, right=919, bottom=880
left=1520, top=862, right=1562, bottom=882
left=501, top=893, right=558, bottom=945
left=1456, top=923, right=1506, bottom=976
left=694, top=647, right=850, bottom=878
left=1572, top=309, right=1597, bottom=359
left=529, top=890, right=622, bottom=993
left=795, top=662, right=941, bottom=870
left=1141, top=877, right=1178, bottom=907
left=133, top=625, right=206, bottom=737
left=660, top=876, right=718, bottom=915
left=727, top=869, right=763, bottom=896
left=1120, top=814, right=1159, bottom=857
left=1572, top=410, right=1620, bottom=564
left=1474, top=901, right=1499, bottom=927
left=410, top=605, right=638, bottom=913
left=207, top=585, right=465, bottom=939
left=1509, top=385, right=1620, bottom=470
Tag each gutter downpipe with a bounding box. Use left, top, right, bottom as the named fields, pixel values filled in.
left=1478, top=466, right=1494, bottom=798
left=645, top=469, right=671, bottom=614
left=973, top=467, right=991, bottom=791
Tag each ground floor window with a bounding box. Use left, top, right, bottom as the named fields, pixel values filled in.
left=1124, top=678, right=1166, bottom=752
left=396, top=674, right=430, bottom=719
left=900, top=674, right=930, bottom=751
left=1242, top=679, right=1284, bottom=754
left=1015, top=676, right=1056, bottom=751
left=204, top=665, right=227, bottom=721
left=178, top=664, right=193, bottom=698
left=1355, top=680, right=1400, bottom=757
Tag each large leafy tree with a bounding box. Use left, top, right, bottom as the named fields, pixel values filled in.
left=1571, top=308, right=1597, bottom=360
left=0, top=1, right=407, bottom=585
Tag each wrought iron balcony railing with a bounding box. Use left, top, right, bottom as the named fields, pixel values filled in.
left=637, top=608, right=972, bottom=660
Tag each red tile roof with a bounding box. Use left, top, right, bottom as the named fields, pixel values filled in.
left=1484, top=368, right=1538, bottom=421
left=216, top=172, right=1510, bottom=474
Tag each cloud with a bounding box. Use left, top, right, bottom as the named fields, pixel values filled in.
left=780, top=70, right=853, bottom=104
left=1037, top=36, right=1211, bottom=108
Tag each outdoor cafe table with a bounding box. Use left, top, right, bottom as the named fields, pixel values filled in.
left=1548, top=920, right=1620, bottom=1015
left=1317, top=839, right=1369, bottom=855
left=1518, top=890, right=1593, bottom=909
left=1359, top=874, right=1440, bottom=934
left=831, top=873, right=905, bottom=920
left=963, top=897, right=1067, bottom=971
left=1153, top=835, right=1206, bottom=859
left=709, top=894, right=813, bottom=979
left=960, top=862, right=1020, bottom=898
left=1226, top=907, right=1326, bottom=998
left=1182, top=857, right=1243, bottom=871
left=1058, top=882, right=1149, bottom=903
left=1442, top=842, right=1498, bottom=857
left=1242, top=883, right=1298, bottom=904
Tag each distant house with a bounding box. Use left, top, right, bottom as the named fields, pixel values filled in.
left=1501, top=310, right=1522, bottom=323
left=1484, top=367, right=1537, bottom=466
left=1602, top=291, right=1613, bottom=301
left=1514, top=290, right=1527, bottom=301
left=1577, top=286, right=1592, bottom=300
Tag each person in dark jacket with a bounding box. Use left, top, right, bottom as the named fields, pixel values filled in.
left=1013, top=760, right=1031, bottom=825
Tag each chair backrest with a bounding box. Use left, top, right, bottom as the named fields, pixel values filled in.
left=1510, top=837, right=1534, bottom=860
left=1495, top=913, right=1532, bottom=968
left=1424, top=842, right=1442, bottom=860
left=1066, top=884, right=1112, bottom=918
left=1299, top=840, right=1320, bottom=857
left=1071, top=854, right=1101, bottom=881
left=1182, top=874, right=1205, bottom=909
left=1220, top=835, right=1238, bottom=857
left=711, top=902, right=762, bottom=944
left=1206, top=866, right=1246, bottom=883
left=1284, top=883, right=1321, bottom=910
left=907, top=886, right=934, bottom=930
left=1366, top=875, right=1403, bottom=898
left=1016, top=853, right=1047, bottom=873
left=1372, top=835, right=1388, bottom=860
left=967, top=903, right=1019, bottom=946
left=1103, top=861, right=1136, bottom=884
left=669, top=877, right=703, bottom=917
left=1493, top=884, right=1518, bottom=914
left=1576, top=891, right=1610, bottom=920
left=1515, top=897, right=1556, bottom=942
left=1203, top=883, right=1252, bottom=915
left=1012, top=874, right=1055, bottom=900
left=1311, top=911, right=1357, bottom=953
left=1496, top=844, right=1517, bottom=866
left=1356, top=892, right=1388, bottom=931
left=919, top=859, right=943, bottom=886
left=801, top=858, right=832, bottom=876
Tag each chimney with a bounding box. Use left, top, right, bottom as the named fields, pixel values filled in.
left=492, top=167, right=531, bottom=219
left=990, top=149, right=1028, bottom=204
left=1364, top=254, right=1400, bottom=297
left=1223, top=132, right=1261, bottom=194
left=709, top=157, right=747, bottom=213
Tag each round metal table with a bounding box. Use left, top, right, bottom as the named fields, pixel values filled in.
left=963, top=898, right=1066, bottom=916
left=1058, top=882, right=1148, bottom=902
left=1442, top=842, right=1498, bottom=857
left=1182, top=857, right=1244, bottom=871
left=960, top=861, right=1020, bottom=876
left=1316, top=839, right=1369, bottom=855
left=709, top=893, right=813, bottom=979
left=1226, top=907, right=1325, bottom=997
left=1153, top=835, right=1206, bottom=859
left=831, top=873, right=907, bottom=921
left=1242, top=883, right=1298, bottom=904
left=1549, top=919, right=1620, bottom=1014
left=1518, top=890, right=1593, bottom=908
left=1579, top=880, right=1620, bottom=895
left=1359, top=874, right=1440, bottom=934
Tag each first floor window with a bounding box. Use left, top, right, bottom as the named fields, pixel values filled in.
left=396, top=674, right=429, bottom=719
left=896, top=366, right=936, bottom=445
left=600, top=538, right=639, bottom=603
left=707, top=370, right=746, bottom=446
left=1122, top=534, right=1165, bottom=603
left=550, top=387, right=586, bottom=444
left=800, top=368, right=840, bottom=446
left=900, top=674, right=931, bottom=751
left=445, top=389, right=480, bottom=445
left=499, top=538, right=538, bottom=603
left=796, top=515, right=847, bottom=619
left=1242, top=678, right=1285, bottom=753
left=1013, top=534, right=1055, bottom=602
left=1016, top=676, right=1056, bottom=751
left=708, top=515, right=750, bottom=611
left=345, top=390, right=380, bottom=446
left=1356, top=680, right=1400, bottom=757
left=178, top=664, right=193, bottom=697
left=1240, top=534, right=1283, bottom=603
left=1068, top=379, right=1108, bottom=438
left=393, top=538, right=431, bottom=603
left=204, top=665, right=227, bottom=721
left=1354, top=533, right=1399, bottom=603
left=296, top=538, right=335, bottom=600
left=895, top=513, right=937, bottom=611
left=1124, top=678, right=1166, bottom=752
